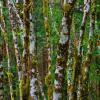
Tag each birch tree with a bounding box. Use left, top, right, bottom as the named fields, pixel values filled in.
left=29, top=2, right=40, bottom=99
left=53, top=0, right=76, bottom=99
left=0, top=49, right=3, bottom=100
left=43, top=0, right=53, bottom=100
left=1, top=0, right=14, bottom=99
left=7, top=0, right=23, bottom=99
left=82, top=0, right=96, bottom=99
left=22, top=0, right=31, bottom=99
left=0, top=2, right=4, bottom=99
left=75, top=0, right=91, bottom=99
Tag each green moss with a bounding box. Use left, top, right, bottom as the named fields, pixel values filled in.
left=7, top=72, right=13, bottom=79
left=63, top=3, right=72, bottom=12
left=45, top=74, right=52, bottom=86
left=48, top=85, right=53, bottom=100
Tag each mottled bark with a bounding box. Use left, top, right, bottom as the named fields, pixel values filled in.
left=1, top=1, right=14, bottom=100
left=30, top=59, right=38, bottom=100
left=74, top=0, right=91, bottom=99
left=22, top=0, right=31, bottom=99
left=67, top=41, right=75, bottom=100
left=29, top=41, right=38, bottom=100
left=8, top=0, right=23, bottom=29
left=8, top=1, right=23, bottom=99
left=29, top=10, right=39, bottom=99
left=0, top=53, right=3, bottom=100
left=53, top=0, right=76, bottom=100
left=81, top=1, right=96, bottom=99
left=43, top=0, right=53, bottom=100
left=0, top=3, right=5, bottom=100
left=30, top=5, right=46, bottom=99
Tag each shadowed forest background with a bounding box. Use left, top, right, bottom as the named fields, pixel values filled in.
left=0, top=0, right=100, bottom=100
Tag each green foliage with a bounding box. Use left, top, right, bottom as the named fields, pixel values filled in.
left=1, top=0, right=100, bottom=99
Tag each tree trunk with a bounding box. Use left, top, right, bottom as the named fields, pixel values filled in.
left=22, top=0, right=31, bottom=99
left=7, top=1, right=24, bottom=99
left=1, top=1, right=14, bottom=99
left=67, top=41, right=75, bottom=100
left=53, top=0, right=76, bottom=100
left=74, top=0, right=91, bottom=99
left=0, top=49, right=3, bottom=100
left=43, top=0, right=53, bottom=100
left=29, top=9, right=39, bottom=99
left=81, top=0, right=96, bottom=99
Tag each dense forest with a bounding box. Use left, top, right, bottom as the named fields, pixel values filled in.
left=0, top=0, right=100, bottom=100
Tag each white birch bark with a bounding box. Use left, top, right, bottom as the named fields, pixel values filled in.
left=76, top=0, right=91, bottom=99
left=53, top=0, right=76, bottom=99
left=8, top=1, right=23, bottom=99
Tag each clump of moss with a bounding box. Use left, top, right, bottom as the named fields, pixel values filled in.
left=7, top=72, right=13, bottom=79
left=63, top=3, right=72, bottom=12
left=45, top=73, right=52, bottom=86
left=48, top=85, right=53, bottom=100
left=45, top=73, right=53, bottom=100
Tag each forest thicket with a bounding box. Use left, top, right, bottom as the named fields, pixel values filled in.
left=0, top=0, right=100, bottom=100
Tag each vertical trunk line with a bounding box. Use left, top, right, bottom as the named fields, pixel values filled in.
left=74, top=0, right=91, bottom=99
left=81, top=0, right=96, bottom=99
left=7, top=1, right=23, bottom=99
left=1, top=1, right=14, bottom=99
left=53, top=0, right=76, bottom=100
left=43, top=0, right=53, bottom=100
left=22, top=0, right=31, bottom=99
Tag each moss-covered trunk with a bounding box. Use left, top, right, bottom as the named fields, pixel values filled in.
left=81, top=1, right=96, bottom=99
left=43, top=0, right=53, bottom=100
left=53, top=0, right=76, bottom=100
left=73, top=0, right=91, bottom=99
left=8, top=1, right=23, bottom=99
left=0, top=50, right=3, bottom=100
left=22, top=0, right=31, bottom=99
left=1, top=1, right=14, bottom=99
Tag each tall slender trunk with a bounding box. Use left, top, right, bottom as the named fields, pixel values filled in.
left=28, top=1, right=45, bottom=99
left=73, top=0, right=91, bottom=99
left=7, top=1, right=44, bottom=99
left=6, top=41, right=14, bottom=100
left=67, top=41, right=75, bottom=100
left=22, top=0, right=31, bottom=99
left=43, top=0, right=53, bottom=100
left=0, top=50, right=3, bottom=100
left=81, top=1, right=96, bottom=99
left=1, top=17, right=14, bottom=100
left=53, top=0, right=76, bottom=100
left=67, top=15, right=77, bottom=100
left=8, top=1, right=23, bottom=99
left=10, top=0, right=23, bottom=30
left=1, top=1, right=14, bottom=100
left=0, top=2, right=4, bottom=99
left=95, top=14, right=100, bottom=99
left=29, top=8, right=39, bottom=99
left=0, top=63, right=4, bottom=100
left=43, top=0, right=50, bottom=75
